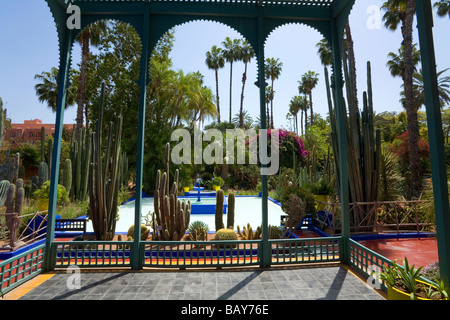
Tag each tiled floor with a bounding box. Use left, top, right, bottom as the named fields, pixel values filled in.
left=11, top=265, right=385, bottom=300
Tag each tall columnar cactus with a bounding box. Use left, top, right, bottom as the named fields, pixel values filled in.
left=88, top=83, right=125, bottom=241
left=0, top=97, right=4, bottom=147
left=47, top=137, right=53, bottom=179
left=5, top=183, right=24, bottom=247
left=0, top=180, right=10, bottom=207
left=152, top=143, right=191, bottom=241
left=326, top=61, right=381, bottom=229
left=0, top=150, right=20, bottom=183
left=63, top=159, right=72, bottom=196
left=38, top=161, right=49, bottom=187
left=227, top=192, right=235, bottom=229
left=215, top=189, right=225, bottom=231
left=70, top=126, right=91, bottom=201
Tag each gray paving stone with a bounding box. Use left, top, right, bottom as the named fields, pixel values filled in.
left=15, top=265, right=385, bottom=301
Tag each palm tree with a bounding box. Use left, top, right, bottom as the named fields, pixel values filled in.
left=405, top=68, right=450, bottom=109
left=382, top=0, right=421, bottom=198
left=232, top=110, right=254, bottom=130
left=237, top=40, right=255, bottom=129
left=299, top=71, right=319, bottom=127
left=289, top=96, right=303, bottom=135
left=205, top=45, right=225, bottom=123
left=222, top=37, right=242, bottom=123
left=264, top=57, right=283, bottom=129
left=75, top=20, right=108, bottom=130
left=316, top=38, right=333, bottom=67
left=434, top=0, right=450, bottom=18
left=34, top=67, right=77, bottom=112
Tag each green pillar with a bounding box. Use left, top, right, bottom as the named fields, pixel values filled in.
left=330, top=19, right=351, bottom=264
left=257, top=9, right=271, bottom=268
left=132, top=10, right=150, bottom=270
left=43, top=30, right=74, bottom=272
left=415, top=0, right=450, bottom=285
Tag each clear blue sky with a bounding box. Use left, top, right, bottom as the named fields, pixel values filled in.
left=0, top=1, right=449, bottom=129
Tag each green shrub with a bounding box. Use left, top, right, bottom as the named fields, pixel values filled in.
left=212, top=176, right=225, bottom=187
left=33, top=181, right=69, bottom=207
left=279, top=184, right=316, bottom=215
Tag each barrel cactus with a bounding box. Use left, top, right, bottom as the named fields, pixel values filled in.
left=214, top=228, right=238, bottom=241
left=127, top=224, right=150, bottom=241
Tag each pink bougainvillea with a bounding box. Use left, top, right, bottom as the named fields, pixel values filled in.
left=247, top=129, right=308, bottom=159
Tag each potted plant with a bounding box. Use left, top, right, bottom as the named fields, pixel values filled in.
left=212, top=176, right=225, bottom=192
left=181, top=180, right=191, bottom=193
left=379, top=257, right=448, bottom=300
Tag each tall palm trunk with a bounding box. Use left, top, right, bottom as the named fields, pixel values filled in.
left=403, top=0, right=421, bottom=198
left=309, top=92, right=314, bottom=126
left=239, top=63, right=248, bottom=129
left=229, top=61, right=233, bottom=123
left=215, top=68, right=221, bottom=124
left=270, top=79, right=275, bottom=129
left=76, top=34, right=89, bottom=131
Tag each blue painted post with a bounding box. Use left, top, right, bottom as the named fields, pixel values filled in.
left=132, top=10, right=150, bottom=270
left=43, top=31, right=74, bottom=272
left=414, top=0, right=450, bottom=286
left=330, top=20, right=351, bottom=264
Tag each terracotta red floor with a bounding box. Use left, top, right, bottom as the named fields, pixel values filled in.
left=358, top=238, right=439, bottom=268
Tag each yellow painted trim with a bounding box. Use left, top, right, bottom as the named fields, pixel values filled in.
left=2, top=273, right=56, bottom=300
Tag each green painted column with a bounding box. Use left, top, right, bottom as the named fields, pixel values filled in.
left=132, top=9, right=151, bottom=270
left=330, top=19, right=351, bottom=264
left=43, top=30, right=74, bottom=272
left=414, top=0, right=450, bottom=285
left=257, top=9, right=271, bottom=268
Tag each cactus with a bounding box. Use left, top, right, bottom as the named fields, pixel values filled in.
left=18, top=165, right=25, bottom=179
left=70, top=126, right=91, bottom=201
left=127, top=224, right=150, bottom=241
left=214, top=228, right=238, bottom=248
left=326, top=61, right=381, bottom=230
left=47, top=138, right=53, bottom=179
left=153, top=143, right=191, bottom=241
left=237, top=223, right=262, bottom=240
left=0, top=150, right=20, bottom=183
left=189, top=225, right=208, bottom=242
left=63, top=159, right=72, bottom=196
left=215, top=189, right=225, bottom=231
left=88, top=83, right=125, bottom=241
left=38, top=161, right=49, bottom=187
left=226, top=192, right=235, bottom=229
left=5, top=183, right=24, bottom=247
left=0, top=180, right=10, bottom=207
left=214, top=228, right=238, bottom=240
